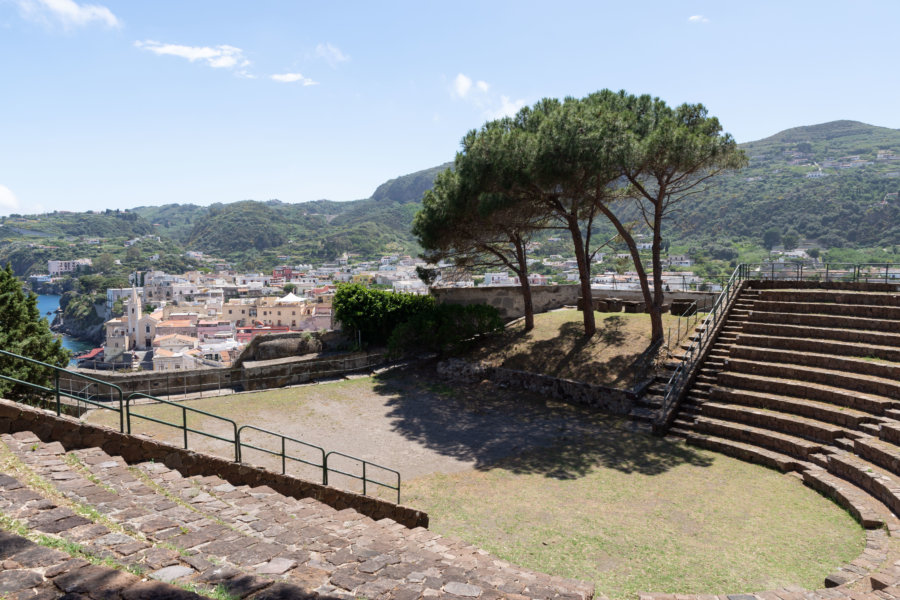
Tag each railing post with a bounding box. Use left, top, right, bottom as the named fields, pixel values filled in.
left=54, top=370, right=61, bottom=416
left=182, top=406, right=188, bottom=449
left=323, top=453, right=329, bottom=486
left=362, top=462, right=367, bottom=496
left=282, top=436, right=286, bottom=475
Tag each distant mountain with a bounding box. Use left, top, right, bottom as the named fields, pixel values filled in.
left=669, top=120, right=900, bottom=248
left=4, top=121, right=900, bottom=276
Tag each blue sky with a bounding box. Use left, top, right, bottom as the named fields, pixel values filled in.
left=2, top=1, right=899, bottom=216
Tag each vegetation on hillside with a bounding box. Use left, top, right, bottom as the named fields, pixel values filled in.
left=2, top=121, right=899, bottom=277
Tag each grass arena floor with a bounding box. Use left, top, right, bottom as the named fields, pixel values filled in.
left=85, top=364, right=866, bottom=599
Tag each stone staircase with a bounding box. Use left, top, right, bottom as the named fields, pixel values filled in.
left=663, top=281, right=900, bottom=591
left=0, top=429, right=595, bottom=600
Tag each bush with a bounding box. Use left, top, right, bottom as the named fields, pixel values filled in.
left=388, top=303, right=503, bottom=355
left=333, top=284, right=435, bottom=346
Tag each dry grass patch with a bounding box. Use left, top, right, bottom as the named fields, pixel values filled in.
left=466, top=309, right=695, bottom=386
left=405, top=426, right=865, bottom=600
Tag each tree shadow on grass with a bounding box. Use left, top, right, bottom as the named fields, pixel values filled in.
left=503, top=321, right=640, bottom=387
left=372, top=366, right=712, bottom=480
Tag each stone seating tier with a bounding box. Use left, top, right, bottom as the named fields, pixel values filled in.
left=0, top=428, right=595, bottom=600
left=663, top=282, right=900, bottom=599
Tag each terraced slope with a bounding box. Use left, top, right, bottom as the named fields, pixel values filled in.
left=0, top=430, right=595, bottom=599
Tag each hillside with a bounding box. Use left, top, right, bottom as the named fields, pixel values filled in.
left=670, top=120, right=900, bottom=248
left=2, top=121, right=900, bottom=276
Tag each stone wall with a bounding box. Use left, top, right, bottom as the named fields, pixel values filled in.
left=432, top=285, right=718, bottom=321
left=0, top=399, right=428, bottom=529
left=64, top=351, right=384, bottom=400
left=437, top=359, right=635, bottom=415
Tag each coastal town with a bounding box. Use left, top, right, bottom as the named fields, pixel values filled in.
left=29, top=247, right=723, bottom=372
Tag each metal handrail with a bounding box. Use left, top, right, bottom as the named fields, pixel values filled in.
left=0, top=349, right=403, bottom=501
left=237, top=424, right=326, bottom=481
left=324, top=450, right=401, bottom=504
left=0, top=349, right=125, bottom=431
left=655, top=263, right=745, bottom=426
left=655, top=261, right=898, bottom=429
left=126, top=392, right=241, bottom=462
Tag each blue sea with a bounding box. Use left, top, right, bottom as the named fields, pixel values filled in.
left=35, top=294, right=96, bottom=363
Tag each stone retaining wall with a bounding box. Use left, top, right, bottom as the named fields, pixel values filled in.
left=437, top=358, right=635, bottom=414
left=63, top=351, right=382, bottom=400
left=432, top=284, right=718, bottom=321
left=0, top=399, right=428, bottom=529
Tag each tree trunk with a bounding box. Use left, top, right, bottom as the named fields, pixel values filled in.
left=566, top=217, right=596, bottom=337
left=512, top=237, right=535, bottom=332
left=645, top=197, right=664, bottom=342
left=519, top=276, right=535, bottom=331
left=594, top=202, right=657, bottom=337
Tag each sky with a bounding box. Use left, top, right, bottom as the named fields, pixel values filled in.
left=2, top=1, right=900, bottom=217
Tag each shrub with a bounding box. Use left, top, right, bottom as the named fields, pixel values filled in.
left=333, top=284, right=435, bottom=346
left=388, top=303, right=503, bottom=355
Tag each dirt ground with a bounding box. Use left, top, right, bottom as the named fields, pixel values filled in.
left=85, top=363, right=645, bottom=492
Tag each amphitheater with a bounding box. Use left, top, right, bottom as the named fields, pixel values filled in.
left=1, top=266, right=900, bottom=600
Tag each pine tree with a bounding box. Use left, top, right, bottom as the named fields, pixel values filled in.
left=0, top=263, right=70, bottom=399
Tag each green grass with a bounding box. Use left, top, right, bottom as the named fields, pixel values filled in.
left=405, top=426, right=866, bottom=599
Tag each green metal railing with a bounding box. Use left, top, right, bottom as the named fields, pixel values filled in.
left=237, top=424, right=324, bottom=479
left=324, top=450, right=401, bottom=503
left=742, top=262, right=900, bottom=283
left=655, top=264, right=747, bottom=428
left=0, top=349, right=401, bottom=502
left=0, top=348, right=125, bottom=431
left=655, top=262, right=899, bottom=429
left=126, top=392, right=241, bottom=462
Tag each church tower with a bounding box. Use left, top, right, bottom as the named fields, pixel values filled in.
left=127, top=284, right=140, bottom=348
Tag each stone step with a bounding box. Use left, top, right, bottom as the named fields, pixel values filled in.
left=133, top=458, right=597, bottom=600
left=732, top=333, right=900, bottom=363
left=855, top=436, right=900, bottom=481
left=0, top=432, right=597, bottom=600
left=824, top=450, right=900, bottom=520
left=801, top=468, right=888, bottom=529
left=743, top=313, right=900, bottom=337
left=730, top=345, right=900, bottom=381
left=667, top=425, right=812, bottom=473
left=709, top=386, right=876, bottom=430
left=695, top=401, right=846, bottom=444
left=727, top=357, right=900, bottom=400
left=680, top=414, right=826, bottom=459
left=0, top=434, right=331, bottom=597
left=758, top=289, right=900, bottom=307
left=750, top=300, right=900, bottom=320
left=0, top=527, right=205, bottom=600
left=716, top=371, right=898, bottom=416
left=629, top=406, right=658, bottom=423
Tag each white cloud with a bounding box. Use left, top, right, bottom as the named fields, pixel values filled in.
left=270, top=72, right=318, bottom=86
left=314, top=43, right=349, bottom=67
left=451, top=72, right=524, bottom=119
left=135, top=40, right=250, bottom=70
left=688, top=15, right=709, bottom=24
left=16, top=0, right=118, bottom=28
left=493, top=96, right=526, bottom=119
left=0, top=185, right=20, bottom=216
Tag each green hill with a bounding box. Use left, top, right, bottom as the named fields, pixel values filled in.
left=671, top=120, right=900, bottom=248
left=3, top=122, right=900, bottom=276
